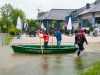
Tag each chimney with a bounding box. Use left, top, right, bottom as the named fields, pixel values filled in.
left=86, top=3, right=90, bottom=9
left=94, top=0, right=100, bottom=5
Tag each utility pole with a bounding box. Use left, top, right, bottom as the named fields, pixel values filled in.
left=37, top=9, right=39, bottom=29
left=37, top=7, right=41, bottom=30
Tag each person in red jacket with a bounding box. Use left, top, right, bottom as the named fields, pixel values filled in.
left=43, top=28, right=49, bottom=48
left=75, top=29, right=88, bottom=56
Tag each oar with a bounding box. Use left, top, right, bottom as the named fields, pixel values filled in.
left=40, top=33, right=44, bottom=54
left=40, top=38, right=43, bottom=54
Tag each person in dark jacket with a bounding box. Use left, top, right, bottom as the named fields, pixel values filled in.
left=74, top=29, right=88, bottom=56
left=54, top=29, right=62, bottom=48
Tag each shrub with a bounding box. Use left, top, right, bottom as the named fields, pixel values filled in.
left=8, top=27, right=16, bottom=35
left=15, top=29, right=22, bottom=35
left=8, top=27, right=22, bottom=35
left=89, top=25, right=94, bottom=32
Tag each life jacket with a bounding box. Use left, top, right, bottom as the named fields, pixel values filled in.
left=44, top=34, right=49, bottom=42
left=43, top=31, right=49, bottom=42
left=75, top=32, right=85, bottom=44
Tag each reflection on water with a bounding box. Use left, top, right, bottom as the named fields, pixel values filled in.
left=74, top=57, right=84, bottom=75
left=0, top=33, right=9, bottom=46
left=0, top=45, right=100, bottom=75
left=41, top=56, right=49, bottom=75
left=75, top=57, right=84, bottom=70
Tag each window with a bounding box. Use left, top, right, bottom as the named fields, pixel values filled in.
left=82, top=18, right=92, bottom=27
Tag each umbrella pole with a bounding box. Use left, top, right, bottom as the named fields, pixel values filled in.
left=40, top=38, right=43, bottom=54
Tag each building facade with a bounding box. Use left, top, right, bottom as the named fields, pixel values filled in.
left=77, top=0, right=100, bottom=29
left=38, top=0, right=100, bottom=30
left=38, top=9, right=74, bottom=29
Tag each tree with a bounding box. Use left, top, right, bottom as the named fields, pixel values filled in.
left=27, top=19, right=38, bottom=30
left=10, top=8, right=26, bottom=26
left=0, top=3, right=14, bottom=27
left=60, top=22, right=64, bottom=29
left=52, top=20, right=57, bottom=28
left=0, top=19, right=3, bottom=28
left=47, top=24, right=51, bottom=28
left=89, top=25, right=94, bottom=32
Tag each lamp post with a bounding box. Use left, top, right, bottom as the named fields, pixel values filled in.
left=37, top=9, right=40, bottom=30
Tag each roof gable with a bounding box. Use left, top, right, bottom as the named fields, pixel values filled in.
left=78, top=2, right=100, bottom=16
left=38, top=9, right=74, bottom=20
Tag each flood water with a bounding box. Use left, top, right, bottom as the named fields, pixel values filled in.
left=0, top=43, right=100, bottom=75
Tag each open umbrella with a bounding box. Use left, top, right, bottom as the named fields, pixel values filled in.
left=16, top=16, right=22, bottom=29
left=67, top=17, right=72, bottom=36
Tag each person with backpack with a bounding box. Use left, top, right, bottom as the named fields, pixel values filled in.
left=74, top=29, right=88, bottom=56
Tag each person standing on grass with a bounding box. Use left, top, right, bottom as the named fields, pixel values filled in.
left=74, top=29, right=88, bottom=56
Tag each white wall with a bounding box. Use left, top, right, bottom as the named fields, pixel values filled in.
left=73, top=23, right=78, bottom=29
left=82, top=13, right=92, bottom=19
left=95, top=12, right=100, bottom=17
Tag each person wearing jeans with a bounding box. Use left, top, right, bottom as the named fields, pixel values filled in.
left=54, top=29, right=62, bottom=48
left=57, top=40, right=61, bottom=48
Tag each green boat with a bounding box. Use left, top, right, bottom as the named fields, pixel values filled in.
left=12, top=45, right=78, bottom=54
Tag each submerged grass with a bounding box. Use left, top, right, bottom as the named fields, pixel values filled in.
left=80, top=61, right=100, bottom=75
left=5, top=36, right=14, bottom=45
left=75, top=57, right=84, bottom=70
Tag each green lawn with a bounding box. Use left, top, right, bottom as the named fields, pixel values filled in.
left=80, top=62, right=100, bottom=75
left=5, top=36, right=14, bottom=45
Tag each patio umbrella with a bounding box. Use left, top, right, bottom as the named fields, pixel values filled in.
left=41, top=22, right=44, bottom=29
left=67, top=17, right=72, bottom=36
left=24, top=21, right=28, bottom=30
left=16, top=16, right=22, bottom=29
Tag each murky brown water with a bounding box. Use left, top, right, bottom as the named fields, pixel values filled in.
left=0, top=43, right=100, bottom=75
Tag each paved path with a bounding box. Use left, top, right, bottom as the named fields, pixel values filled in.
left=10, top=34, right=100, bottom=45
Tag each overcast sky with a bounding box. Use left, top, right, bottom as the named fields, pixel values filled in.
left=0, top=0, right=95, bottom=19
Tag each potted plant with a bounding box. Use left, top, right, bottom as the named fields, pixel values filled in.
left=89, top=25, right=94, bottom=36
left=15, top=29, right=21, bottom=39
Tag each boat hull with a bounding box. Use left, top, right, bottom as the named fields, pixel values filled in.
left=12, top=45, right=78, bottom=54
